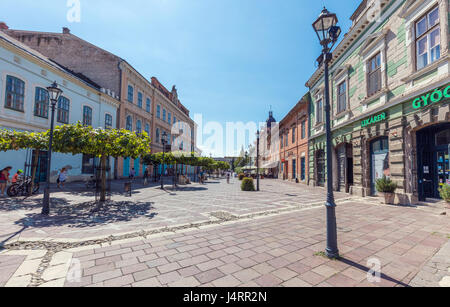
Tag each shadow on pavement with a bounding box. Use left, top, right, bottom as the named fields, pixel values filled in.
left=11, top=199, right=157, bottom=229
left=338, top=257, right=411, bottom=287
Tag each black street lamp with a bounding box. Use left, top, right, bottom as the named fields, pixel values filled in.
left=42, top=81, right=63, bottom=216
left=256, top=130, right=260, bottom=191
left=312, top=7, right=341, bottom=259
left=161, top=131, right=168, bottom=190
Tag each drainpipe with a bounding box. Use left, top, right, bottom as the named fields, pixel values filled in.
left=114, top=60, right=124, bottom=180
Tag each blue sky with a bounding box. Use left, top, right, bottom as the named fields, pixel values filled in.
left=0, top=0, right=361, bottom=156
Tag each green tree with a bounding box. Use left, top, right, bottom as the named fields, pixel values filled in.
left=0, top=123, right=152, bottom=203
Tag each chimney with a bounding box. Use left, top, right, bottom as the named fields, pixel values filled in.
left=62, top=27, right=70, bottom=34
left=0, top=22, right=9, bottom=30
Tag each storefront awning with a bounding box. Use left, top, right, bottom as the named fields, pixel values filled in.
left=262, top=161, right=279, bottom=169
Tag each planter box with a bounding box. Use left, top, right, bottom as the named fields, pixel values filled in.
left=379, top=192, right=395, bottom=205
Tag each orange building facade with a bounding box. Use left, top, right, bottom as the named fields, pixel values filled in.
left=278, top=94, right=310, bottom=183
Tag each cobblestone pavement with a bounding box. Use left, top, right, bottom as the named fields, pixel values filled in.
left=0, top=180, right=448, bottom=287
left=0, top=178, right=350, bottom=243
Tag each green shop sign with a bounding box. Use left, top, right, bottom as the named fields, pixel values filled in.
left=361, top=112, right=387, bottom=128
left=412, top=84, right=450, bottom=110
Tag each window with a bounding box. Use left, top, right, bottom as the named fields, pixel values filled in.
left=301, top=120, right=306, bottom=139
left=285, top=134, right=288, bottom=147
left=146, top=98, right=151, bottom=113
left=367, top=52, right=382, bottom=96
left=337, top=81, right=347, bottom=113
left=57, top=96, right=70, bottom=124
left=5, top=76, right=25, bottom=111
left=292, top=127, right=296, bottom=144
left=316, top=99, right=323, bottom=124
left=301, top=157, right=306, bottom=181
left=126, top=115, right=133, bottom=131
left=436, top=129, right=450, bottom=146
left=136, top=120, right=142, bottom=134
left=128, top=85, right=134, bottom=103
left=173, top=117, right=176, bottom=124
left=82, top=154, right=95, bottom=174
left=157, top=105, right=161, bottom=118
left=34, top=87, right=49, bottom=118
left=168, top=113, right=172, bottom=125
left=156, top=128, right=160, bottom=143
left=163, top=109, right=166, bottom=121
left=416, top=6, right=440, bottom=70
left=138, top=92, right=143, bottom=108
left=281, top=135, right=284, bottom=149
left=105, top=114, right=113, bottom=129
left=83, top=106, right=93, bottom=126
left=145, top=123, right=150, bottom=135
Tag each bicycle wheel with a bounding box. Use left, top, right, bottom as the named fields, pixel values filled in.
left=7, top=184, right=20, bottom=197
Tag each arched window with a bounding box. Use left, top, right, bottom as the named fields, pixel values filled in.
left=138, top=92, right=143, bottom=108
left=146, top=98, right=151, bottom=113
left=34, top=87, right=49, bottom=118
left=105, top=114, right=113, bottom=129
left=157, top=105, right=161, bottom=118
left=136, top=120, right=142, bottom=134
left=127, top=85, right=134, bottom=102
left=163, top=109, right=166, bottom=121
left=5, top=75, right=25, bottom=111
left=126, top=115, right=133, bottom=131
left=83, top=106, right=93, bottom=126
left=57, top=96, right=70, bottom=124
left=156, top=128, right=160, bottom=143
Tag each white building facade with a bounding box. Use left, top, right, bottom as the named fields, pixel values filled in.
left=0, top=31, right=119, bottom=182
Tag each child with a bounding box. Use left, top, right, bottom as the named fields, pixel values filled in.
left=12, top=169, right=23, bottom=184
left=0, top=166, right=12, bottom=197
left=57, top=168, right=68, bottom=188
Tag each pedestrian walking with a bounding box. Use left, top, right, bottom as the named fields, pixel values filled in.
left=226, top=172, right=231, bottom=184
left=143, top=167, right=149, bottom=185
left=57, top=168, right=68, bottom=188
left=0, top=166, right=12, bottom=197
left=129, top=168, right=136, bottom=181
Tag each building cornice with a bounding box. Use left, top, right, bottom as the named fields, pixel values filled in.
left=306, top=0, right=394, bottom=89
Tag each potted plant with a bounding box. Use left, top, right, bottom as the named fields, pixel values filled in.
left=241, top=177, right=256, bottom=192
left=439, top=184, right=450, bottom=208
left=376, top=176, right=398, bottom=205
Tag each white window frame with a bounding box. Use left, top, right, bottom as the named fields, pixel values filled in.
left=415, top=5, right=441, bottom=71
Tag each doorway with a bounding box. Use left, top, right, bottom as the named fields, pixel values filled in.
left=336, top=143, right=354, bottom=193
left=32, top=150, right=48, bottom=183
left=417, top=123, right=450, bottom=200
left=316, top=150, right=326, bottom=187
left=370, top=137, right=390, bottom=196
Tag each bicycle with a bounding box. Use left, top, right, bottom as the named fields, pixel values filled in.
left=85, top=176, right=98, bottom=189
left=7, top=176, right=40, bottom=197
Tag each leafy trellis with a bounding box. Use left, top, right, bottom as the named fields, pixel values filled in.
left=0, top=123, right=152, bottom=202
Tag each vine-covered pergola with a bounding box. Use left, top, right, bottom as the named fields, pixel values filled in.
left=0, top=123, right=152, bottom=202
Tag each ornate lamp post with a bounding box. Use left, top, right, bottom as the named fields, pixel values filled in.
left=42, top=81, right=63, bottom=216
left=161, top=131, right=168, bottom=190
left=312, top=7, right=341, bottom=259
left=256, top=130, right=260, bottom=191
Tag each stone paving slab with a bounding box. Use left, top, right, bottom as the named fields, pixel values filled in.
left=2, top=198, right=447, bottom=287
left=1, top=179, right=449, bottom=287
left=409, top=240, right=450, bottom=287
left=0, top=179, right=349, bottom=243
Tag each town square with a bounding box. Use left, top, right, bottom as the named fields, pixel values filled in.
left=0, top=0, right=449, bottom=290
